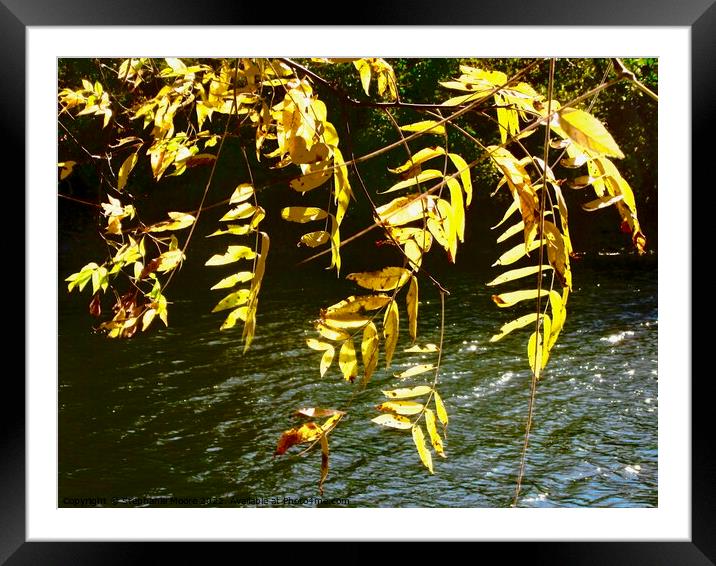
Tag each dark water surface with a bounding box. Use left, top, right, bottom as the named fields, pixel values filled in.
left=58, top=255, right=657, bottom=508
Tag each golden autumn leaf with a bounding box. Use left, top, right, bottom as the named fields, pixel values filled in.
left=383, top=300, right=399, bottom=368
left=486, top=264, right=551, bottom=286
left=210, top=272, right=254, bottom=290
left=425, top=408, right=445, bottom=457
left=381, top=169, right=443, bottom=194
left=491, top=289, right=541, bottom=308
left=299, top=231, right=330, bottom=248
left=395, top=364, right=435, bottom=379
left=448, top=152, right=473, bottom=206
left=347, top=267, right=411, bottom=292
left=117, top=152, right=138, bottom=191
left=404, top=343, right=439, bottom=353
left=205, top=245, right=256, bottom=266
left=229, top=183, right=254, bottom=204
left=406, top=276, right=418, bottom=343
left=382, top=385, right=432, bottom=399
left=490, top=313, right=539, bottom=342
left=339, top=338, right=358, bottom=382
left=388, top=146, right=446, bottom=175
left=400, top=120, right=445, bottom=135
left=212, top=289, right=250, bottom=313
left=145, top=211, right=196, bottom=233
left=412, top=424, right=434, bottom=473
left=376, top=194, right=437, bottom=227
left=371, top=413, right=412, bottom=430
left=433, top=390, right=448, bottom=426
left=556, top=108, right=625, bottom=159
left=376, top=401, right=424, bottom=416
left=361, top=322, right=379, bottom=384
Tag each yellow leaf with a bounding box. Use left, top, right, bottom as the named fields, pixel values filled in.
left=542, top=221, right=572, bottom=289
left=58, top=161, right=76, bottom=180
left=492, top=199, right=520, bottom=229
left=275, top=421, right=324, bottom=455
left=556, top=108, right=625, bottom=159
left=371, top=413, right=412, bottom=430
left=376, top=194, right=437, bottom=227
left=290, top=161, right=333, bottom=192
left=325, top=294, right=392, bottom=317
left=388, top=146, right=446, bottom=175
left=412, top=424, right=434, bottom=473
left=333, top=147, right=352, bottom=226
left=212, top=289, right=250, bottom=313
left=306, top=338, right=333, bottom=351
left=117, top=153, right=138, bottom=191
left=400, top=121, right=445, bottom=135
left=496, top=220, right=525, bottom=244
left=141, top=308, right=156, bottom=332
left=490, top=313, right=539, bottom=342
left=315, top=321, right=350, bottom=342
left=386, top=227, right=433, bottom=250
left=486, top=264, right=551, bottom=286
left=425, top=408, right=445, bottom=457
left=354, top=59, right=372, bottom=96
left=220, top=203, right=256, bottom=222
left=492, top=239, right=544, bottom=267
left=582, top=194, right=624, bottom=211
left=395, top=364, right=435, bottom=379
left=210, top=271, right=254, bottom=290
left=404, top=343, right=439, bottom=353
left=205, top=245, right=256, bottom=266
left=146, top=211, right=196, bottom=233
left=299, top=231, right=330, bottom=247
left=347, top=267, right=411, bottom=292
left=155, top=249, right=184, bottom=272
left=448, top=152, right=473, bottom=206
left=383, top=300, right=399, bottom=368
left=376, top=401, right=424, bottom=416
left=207, top=224, right=253, bottom=237
left=381, top=169, right=443, bottom=194
left=361, top=322, right=379, bottom=384
left=406, top=276, right=418, bottom=342
left=446, top=177, right=465, bottom=242
left=491, top=289, right=541, bottom=308
left=281, top=206, right=328, bottom=224
left=230, top=183, right=254, bottom=204
left=382, top=385, right=431, bottom=399
left=429, top=199, right=457, bottom=262
left=320, top=347, right=335, bottom=377
left=329, top=215, right=341, bottom=274
left=220, top=306, right=249, bottom=330
left=434, top=390, right=448, bottom=426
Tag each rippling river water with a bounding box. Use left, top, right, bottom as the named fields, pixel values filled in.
left=59, top=254, right=657, bottom=508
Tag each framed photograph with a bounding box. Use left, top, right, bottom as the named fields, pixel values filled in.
left=10, top=0, right=707, bottom=562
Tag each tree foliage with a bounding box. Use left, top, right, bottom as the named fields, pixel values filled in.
left=58, top=57, right=655, bottom=502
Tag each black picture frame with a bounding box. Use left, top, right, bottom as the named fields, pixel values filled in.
left=9, top=1, right=707, bottom=562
